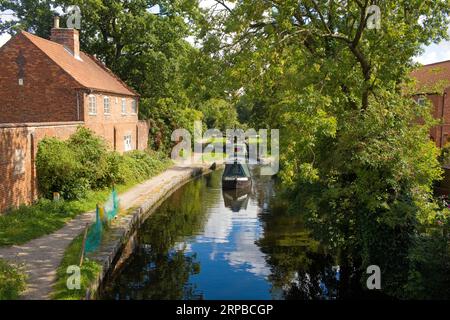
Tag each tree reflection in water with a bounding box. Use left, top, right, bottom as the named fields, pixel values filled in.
left=103, top=176, right=213, bottom=300
left=257, top=181, right=450, bottom=300
left=103, top=168, right=450, bottom=300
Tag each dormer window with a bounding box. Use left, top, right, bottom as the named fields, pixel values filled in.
left=88, top=95, right=97, bottom=115
left=104, top=96, right=111, bottom=114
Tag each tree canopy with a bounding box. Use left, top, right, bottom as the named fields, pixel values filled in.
left=197, top=0, right=450, bottom=296
left=0, top=0, right=241, bottom=149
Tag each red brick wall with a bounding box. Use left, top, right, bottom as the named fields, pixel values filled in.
left=0, top=123, right=81, bottom=213
left=0, top=126, right=31, bottom=213
left=138, top=120, right=150, bottom=151
left=0, top=33, right=82, bottom=123
left=0, top=119, right=149, bottom=214
left=50, top=28, right=80, bottom=58
left=83, top=92, right=146, bottom=153
left=441, top=88, right=450, bottom=147
left=419, top=92, right=450, bottom=148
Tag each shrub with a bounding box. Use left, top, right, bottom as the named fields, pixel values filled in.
left=200, top=98, right=239, bottom=132
left=439, top=143, right=450, bottom=167
left=101, top=152, right=125, bottom=186
left=140, top=98, right=204, bottom=151
left=36, top=128, right=172, bottom=201
left=67, top=127, right=109, bottom=189
left=36, top=137, right=89, bottom=200
left=0, top=259, right=26, bottom=300
left=117, top=150, right=171, bottom=184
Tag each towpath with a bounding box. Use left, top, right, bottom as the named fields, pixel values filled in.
left=0, top=163, right=212, bottom=300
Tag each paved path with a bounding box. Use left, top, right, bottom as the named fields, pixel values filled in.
left=0, top=164, right=209, bottom=300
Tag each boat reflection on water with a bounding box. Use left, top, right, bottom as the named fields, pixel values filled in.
left=222, top=186, right=251, bottom=212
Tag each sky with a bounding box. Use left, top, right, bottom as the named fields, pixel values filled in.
left=414, top=38, right=450, bottom=64
left=0, top=3, right=449, bottom=66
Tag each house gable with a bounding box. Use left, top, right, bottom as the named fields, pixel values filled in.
left=0, top=32, right=82, bottom=123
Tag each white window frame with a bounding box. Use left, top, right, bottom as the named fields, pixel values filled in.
left=104, top=96, right=111, bottom=115
left=88, top=95, right=97, bottom=115
left=131, top=99, right=137, bottom=114
left=124, top=134, right=133, bottom=152
left=121, top=98, right=127, bottom=115
left=417, top=97, right=427, bottom=107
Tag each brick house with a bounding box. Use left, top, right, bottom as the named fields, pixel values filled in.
left=0, top=18, right=149, bottom=213
left=411, top=60, right=450, bottom=148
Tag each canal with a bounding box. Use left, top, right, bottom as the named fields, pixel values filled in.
left=102, top=167, right=449, bottom=300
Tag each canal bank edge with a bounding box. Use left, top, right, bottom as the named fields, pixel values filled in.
left=84, top=162, right=223, bottom=300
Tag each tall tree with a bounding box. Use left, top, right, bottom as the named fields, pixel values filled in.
left=0, top=0, right=224, bottom=150
left=0, top=0, right=55, bottom=37
left=0, top=0, right=205, bottom=103
left=202, top=0, right=450, bottom=295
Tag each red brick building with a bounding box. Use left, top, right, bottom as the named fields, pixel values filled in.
left=411, top=60, right=450, bottom=148
left=0, top=19, right=149, bottom=213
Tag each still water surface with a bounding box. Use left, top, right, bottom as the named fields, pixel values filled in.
left=104, top=169, right=280, bottom=299
left=102, top=168, right=366, bottom=300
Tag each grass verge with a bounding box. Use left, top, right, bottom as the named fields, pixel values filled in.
left=0, top=259, right=27, bottom=300
left=51, top=235, right=102, bottom=300
left=0, top=183, right=131, bottom=246
left=0, top=157, right=172, bottom=247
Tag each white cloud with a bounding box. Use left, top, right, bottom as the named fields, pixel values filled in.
left=0, top=11, right=14, bottom=47
left=198, top=200, right=233, bottom=244
left=0, top=33, right=11, bottom=47
left=414, top=26, right=450, bottom=65
left=414, top=41, right=450, bottom=65
left=200, top=0, right=235, bottom=11
left=224, top=226, right=271, bottom=277
left=148, top=4, right=160, bottom=14
left=200, top=0, right=218, bottom=9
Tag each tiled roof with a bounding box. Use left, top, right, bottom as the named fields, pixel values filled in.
left=21, top=31, right=138, bottom=96
left=411, top=60, right=450, bottom=94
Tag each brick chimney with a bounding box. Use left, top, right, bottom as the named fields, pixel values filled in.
left=50, top=16, right=80, bottom=59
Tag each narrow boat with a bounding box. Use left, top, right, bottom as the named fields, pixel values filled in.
left=222, top=161, right=252, bottom=189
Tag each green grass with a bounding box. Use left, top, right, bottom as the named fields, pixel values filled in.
left=51, top=235, right=102, bottom=300
left=0, top=159, right=172, bottom=247
left=0, top=187, right=121, bottom=247
left=0, top=259, right=27, bottom=300
left=202, top=151, right=225, bottom=163
left=211, top=137, right=226, bottom=144
left=210, top=137, right=263, bottom=145
left=51, top=156, right=173, bottom=300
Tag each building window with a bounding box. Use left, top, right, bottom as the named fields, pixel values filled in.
left=124, top=134, right=132, bottom=152
left=104, top=96, right=111, bottom=114
left=121, top=98, right=127, bottom=114
left=131, top=99, right=137, bottom=114
left=88, top=95, right=97, bottom=115
left=417, top=97, right=427, bottom=107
